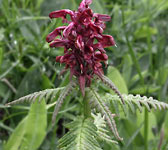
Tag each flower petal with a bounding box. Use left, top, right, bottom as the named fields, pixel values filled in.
left=94, top=20, right=106, bottom=29
left=79, top=8, right=93, bottom=24
left=93, top=43, right=106, bottom=53
left=50, top=39, right=68, bottom=48
left=89, top=22, right=103, bottom=34
left=56, top=56, right=62, bottom=62
left=79, top=0, right=92, bottom=9
left=98, top=35, right=115, bottom=47
left=63, top=22, right=74, bottom=38
left=60, top=53, right=72, bottom=63
left=76, top=35, right=84, bottom=50
left=93, top=13, right=111, bottom=21
left=46, top=26, right=66, bottom=43
left=49, top=9, right=74, bottom=19
left=95, top=51, right=108, bottom=61
left=85, top=0, right=92, bottom=5
left=85, top=46, right=94, bottom=53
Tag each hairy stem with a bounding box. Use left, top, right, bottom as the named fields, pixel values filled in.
left=83, top=88, right=91, bottom=118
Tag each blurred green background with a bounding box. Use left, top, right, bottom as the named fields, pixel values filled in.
left=0, top=0, right=168, bottom=150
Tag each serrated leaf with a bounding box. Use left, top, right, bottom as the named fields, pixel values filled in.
left=92, top=113, right=118, bottom=144
left=58, top=117, right=102, bottom=150
left=104, top=94, right=168, bottom=114
left=89, top=88, right=123, bottom=141
left=52, top=81, right=76, bottom=125
left=6, top=88, right=63, bottom=106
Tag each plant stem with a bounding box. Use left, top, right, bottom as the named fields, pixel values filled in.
left=121, top=9, right=144, bottom=85
left=121, top=4, right=148, bottom=150
left=144, top=108, right=149, bottom=150
left=144, top=1, right=152, bottom=149
left=83, top=88, right=91, bottom=118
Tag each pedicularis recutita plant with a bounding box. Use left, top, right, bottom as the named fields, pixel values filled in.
left=6, top=0, right=168, bottom=149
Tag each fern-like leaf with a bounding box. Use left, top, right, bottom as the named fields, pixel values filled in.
left=58, top=116, right=102, bottom=150
left=100, top=75, right=125, bottom=104
left=52, top=80, right=77, bottom=125
left=92, top=113, right=118, bottom=144
left=104, top=93, right=168, bottom=115
left=89, top=88, right=123, bottom=141
left=6, top=87, right=64, bottom=106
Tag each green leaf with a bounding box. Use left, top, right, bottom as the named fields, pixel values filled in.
left=119, top=119, right=144, bottom=147
left=0, top=0, right=2, bottom=8
left=134, top=26, right=158, bottom=39
left=130, top=85, right=160, bottom=95
left=164, top=112, right=168, bottom=139
left=104, top=94, right=168, bottom=114
left=4, top=117, right=27, bottom=150
left=52, top=80, right=77, bottom=125
left=58, top=117, right=102, bottom=150
left=37, top=0, right=44, bottom=8
left=19, top=99, right=47, bottom=150
left=158, top=67, right=168, bottom=85
left=20, top=26, right=35, bottom=42
left=122, top=54, right=133, bottom=85
left=42, top=74, right=54, bottom=89
left=5, top=99, right=48, bottom=150
left=136, top=110, right=157, bottom=140
left=135, top=17, right=149, bottom=23
left=92, top=113, right=118, bottom=144
left=0, top=48, right=3, bottom=70
left=107, top=66, right=128, bottom=94
left=125, top=123, right=143, bottom=148
left=89, top=88, right=123, bottom=141
left=6, top=87, right=63, bottom=106
left=0, top=28, right=5, bottom=41
left=15, top=67, right=42, bottom=99
left=0, top=60, right=19, bottom=80
left=0, top=82, right=8, bottom=98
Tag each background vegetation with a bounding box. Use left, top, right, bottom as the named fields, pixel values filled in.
left=0, top=0, right=168, bottom=149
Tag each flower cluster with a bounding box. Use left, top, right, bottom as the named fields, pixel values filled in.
left=46, top=0, right=115, bottom=96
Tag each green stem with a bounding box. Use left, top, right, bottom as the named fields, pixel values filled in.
left=121, top=5, right=149, bottom=150
left=146, top=0, right=153, bottom=76
left=144, top=108, right=149, bottom=150
left=121, top=9, right=144, bottom=85
left=144, top=1, right=152, bottom=149
left=83, top=88, right=91, bottom=118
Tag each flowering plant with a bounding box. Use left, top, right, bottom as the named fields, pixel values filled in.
left=5, top=0, right=168, bottom=149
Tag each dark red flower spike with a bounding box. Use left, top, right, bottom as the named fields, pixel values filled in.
left=46, top=0, right=115, bottom=96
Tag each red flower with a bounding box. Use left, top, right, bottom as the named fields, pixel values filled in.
left=46, top=0, right=115, bottom=96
